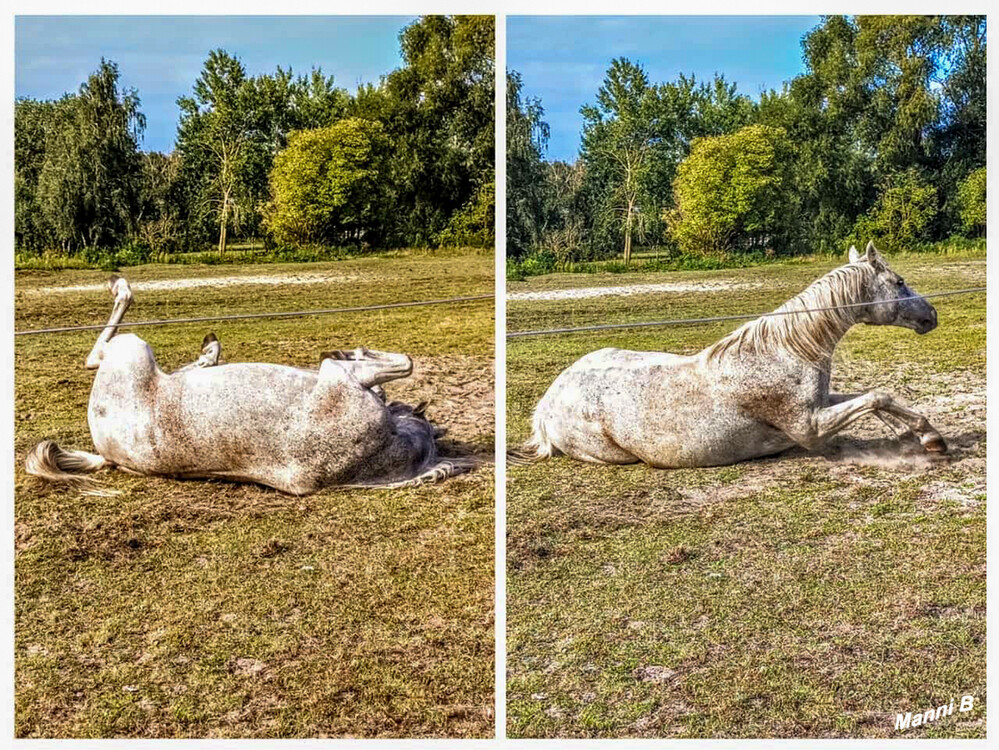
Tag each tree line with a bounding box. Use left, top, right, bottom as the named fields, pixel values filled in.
left=16, top=15, right=495, bottom=260
left=508, top=15, right=986, bottom=268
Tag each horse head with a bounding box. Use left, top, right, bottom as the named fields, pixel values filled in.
left=849, top=241, right=938, bottom=334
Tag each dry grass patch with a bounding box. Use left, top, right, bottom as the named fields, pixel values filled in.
left=15, top=252, right=495, bottom=738
left=506, top=252, right=985, bottom=738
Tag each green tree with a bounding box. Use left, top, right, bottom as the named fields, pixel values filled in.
left=137, top=151, right=187, bottom=255
left=669, top=125, right=798, bottom=256
left=580, top=60, right=755, bottom=263
left=380, top=15, right=495, bottom=245
left=506, top=70, right=550, bottom=259
left=27, top=60, right=145, bottom=252
left=580, top=59, right=659, bottom=264
left=176, top=50, right=262, bottom=254
left=177, top=51, right=353, bottom=253
left=14, top=98, right=58, bottom=252
left=262, top=118, right=390, bottom=247
left=784, top=15, right=986, bottom=245
left=437, top=179, right=495, bottom=248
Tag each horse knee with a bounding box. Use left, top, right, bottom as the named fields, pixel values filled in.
left=868, top=391, right=893, bottom=410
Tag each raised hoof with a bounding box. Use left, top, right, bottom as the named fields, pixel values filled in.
left=922, top=434, right=948, bottom=454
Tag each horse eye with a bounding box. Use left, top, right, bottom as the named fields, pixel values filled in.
left=895, top=278, right=904, bottom=287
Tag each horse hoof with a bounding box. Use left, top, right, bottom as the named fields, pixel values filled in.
left=922, top=435, right=948, bottom=453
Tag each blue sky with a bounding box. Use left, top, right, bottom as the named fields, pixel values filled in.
left=509, top=16, right=823, bottom=162
left=16, top=16, right=416, bottom=153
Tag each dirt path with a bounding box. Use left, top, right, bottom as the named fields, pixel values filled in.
left=25, top=271, right=369, bottom=295
left=508, top=280, right=762, bottom=302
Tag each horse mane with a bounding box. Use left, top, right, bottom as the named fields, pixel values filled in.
left=705, top=262, right=875, bottom=367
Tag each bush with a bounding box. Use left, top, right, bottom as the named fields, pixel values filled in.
left=852, top=169, right=938, bottom=251
left=81, top=240, right=152, bottom=270
left=506, top=248, right=557, bottom=280
left=262, top=118, right=390, bottom=247
left=437, top=179, right=495, bottom=247
left=956, top=167, right=986, bottom=237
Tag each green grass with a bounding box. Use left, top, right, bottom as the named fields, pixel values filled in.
left=506, top=250, right=986, bottom=738
left=15, top=253, right=495, bottom=738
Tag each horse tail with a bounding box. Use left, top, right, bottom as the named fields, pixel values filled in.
left=25, top=440, right=107, bottom=485
left=507, top=410, right=557, bottom=465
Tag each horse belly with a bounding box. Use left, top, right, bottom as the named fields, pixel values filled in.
left=538, top=350, right=793, bottom=468
left=626, top=403, right=792, bottom=467
left=161, top=365, right=390, bottom=491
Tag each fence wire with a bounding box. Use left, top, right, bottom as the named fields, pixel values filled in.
left=15, top=294, right=495, bottom=337
left=507, top=287, right=986, bottom=339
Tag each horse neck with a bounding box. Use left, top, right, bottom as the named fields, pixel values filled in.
left=745, top=264, right=872, bottom=367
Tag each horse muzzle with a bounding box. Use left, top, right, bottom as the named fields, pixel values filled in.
left=914, top=308, right=938, bottom=334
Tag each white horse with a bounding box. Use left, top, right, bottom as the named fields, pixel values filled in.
left=511, top=242, right=946, bottom=468
left=26, top=275, right=472, bottom=494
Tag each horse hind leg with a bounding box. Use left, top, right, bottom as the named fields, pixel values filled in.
left=85, top=275, right=133, bottom=369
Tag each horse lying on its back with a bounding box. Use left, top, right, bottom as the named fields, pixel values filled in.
left=512, top=242, right=946, bottom=468
left=27, top=276, right=473, bottom=494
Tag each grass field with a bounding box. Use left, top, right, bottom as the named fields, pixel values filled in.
left=506, top=249, right=986, bottom=738
left=14, top=252, right=495, bottom=738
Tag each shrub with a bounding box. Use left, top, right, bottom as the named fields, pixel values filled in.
left=852, top=169, right=938, bottom=250
left=262, top=118, right=390, bottom=247
left=437, top=179, right=495, bottom=247
left=956, top=167, right=986, bottom=237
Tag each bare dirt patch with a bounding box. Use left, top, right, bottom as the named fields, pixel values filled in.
left=385, top=354, right=494, bottom=451
left=26, top=271, right=368, bottom=295
left=508, top=280, right=762, bottom=303
left=673, top=363, right=985, bottom=512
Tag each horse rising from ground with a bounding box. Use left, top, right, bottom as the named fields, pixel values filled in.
left=26, top=275, right=472, bottom=495
left=512, top=242, right=947, bottom=468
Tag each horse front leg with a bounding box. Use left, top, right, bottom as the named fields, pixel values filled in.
left=875, top=397, right=947, bottom=453
left=174, top=332, right=223, bottom=373
left=319, top=348, right=413, bottom=388
left=795, top=392, right=946, bottom=453
left=85, top=275, right=133, bottom=369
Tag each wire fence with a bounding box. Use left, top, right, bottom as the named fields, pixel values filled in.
left=15, top=294, right=496, bottom=337
left=14, top=284, right=987, bottom=339
left=507, top=287, right=986, bottom=339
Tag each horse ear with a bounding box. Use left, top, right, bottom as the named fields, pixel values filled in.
left=848, top=245, right=860, bottom=263
left=865, top=240, right=884, bottom=266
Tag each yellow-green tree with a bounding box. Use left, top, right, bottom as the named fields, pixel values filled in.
left=263, top=118, right=389, bottom=247
left=668, top=125, right=798, bottom=256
